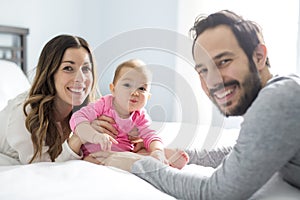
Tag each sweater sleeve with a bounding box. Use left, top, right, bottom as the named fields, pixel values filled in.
left=185, top=147, right=232, bottom=168
left=131, top=78, right=300, bottom=200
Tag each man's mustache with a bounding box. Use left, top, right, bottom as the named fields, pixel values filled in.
left=209, top=80, right=239, bottom=96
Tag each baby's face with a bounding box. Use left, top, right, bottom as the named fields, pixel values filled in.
left=112, top=67, right=151, bottom=116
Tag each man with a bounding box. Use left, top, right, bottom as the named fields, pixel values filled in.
left=91, top=10, right=300, bottom=200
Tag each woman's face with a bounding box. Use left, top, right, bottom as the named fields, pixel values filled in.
left=54, top=47, right=93, bottom=110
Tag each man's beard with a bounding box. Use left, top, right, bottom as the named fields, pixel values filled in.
left=210, top=67, right=262, bottom=117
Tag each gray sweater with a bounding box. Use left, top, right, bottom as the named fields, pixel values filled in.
left=131, top=74, right=300, bottom=200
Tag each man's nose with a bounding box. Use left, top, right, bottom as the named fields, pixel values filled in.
left=205, top=67, right=223, bottom=89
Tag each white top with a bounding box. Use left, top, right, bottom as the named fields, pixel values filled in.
left=0, top=92, right=81, bottom=165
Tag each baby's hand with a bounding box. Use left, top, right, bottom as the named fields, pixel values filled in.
left=150, top=150, right=169, bottom=165
left=92, top=133, right=118, bottom=151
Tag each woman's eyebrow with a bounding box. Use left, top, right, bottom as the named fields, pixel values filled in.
left=61, top=60, right=75, bottom=64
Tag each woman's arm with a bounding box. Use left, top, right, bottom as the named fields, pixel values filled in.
left=90, top=115, right=118, bottom=138
left=67, top=133, right=82, bottom=155
left=75, top=122, right=118, bottom=151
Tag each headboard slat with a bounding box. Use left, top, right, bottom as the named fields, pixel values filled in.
left=0, top=25, right=29, bottom=75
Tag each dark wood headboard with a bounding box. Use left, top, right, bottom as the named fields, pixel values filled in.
left=0, top=25, right=29, bottom=74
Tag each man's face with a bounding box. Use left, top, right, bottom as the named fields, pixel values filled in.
left=193, top=25, right=261, bottom=116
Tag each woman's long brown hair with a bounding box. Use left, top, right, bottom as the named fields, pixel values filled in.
left=23, top=35, right=97, bottom=163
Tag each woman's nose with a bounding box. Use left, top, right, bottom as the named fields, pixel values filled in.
left=75, top=70, right=84, bottom=82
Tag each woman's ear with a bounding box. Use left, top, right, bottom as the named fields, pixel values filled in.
left=109, top=83, right=115, bottom=95
left=253, top=44, right=267, bottom=71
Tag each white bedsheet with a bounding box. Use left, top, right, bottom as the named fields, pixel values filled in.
left=1, top=158, right=299, bottom=200
left=0, top=160, right=175, bottom=200
left=0, top=59, right=299, bottom=200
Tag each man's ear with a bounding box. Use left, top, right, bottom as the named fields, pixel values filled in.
left=253, top=44, right=267, bottom=70
left=109, top=83, right=115, bottom=95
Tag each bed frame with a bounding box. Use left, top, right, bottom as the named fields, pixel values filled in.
left=0, top=25, right=29, bottom=74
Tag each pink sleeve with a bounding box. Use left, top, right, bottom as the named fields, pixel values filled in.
left=69, top=97, right=106, bottom=132
left=134, top=110, right=163, bottom=151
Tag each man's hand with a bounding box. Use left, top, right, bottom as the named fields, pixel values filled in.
left=150, top=149, right=169, bottom=165
left=91, top=151, right=143, bottom=172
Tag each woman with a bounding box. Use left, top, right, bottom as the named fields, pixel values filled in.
left=0, top=34, right=111, bottom=164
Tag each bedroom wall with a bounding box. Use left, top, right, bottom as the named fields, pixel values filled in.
left=0, top=0, right=298, bottom=127
left=0, top=0, right=183, bottom=122
left=176, top=0, right=300, bottom=129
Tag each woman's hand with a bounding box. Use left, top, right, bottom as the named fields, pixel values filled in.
left=91, top=115, right=118, bottom=138
left=67, top=133, right=83, bottom=155
left=90, top=151, right=143, bottom=172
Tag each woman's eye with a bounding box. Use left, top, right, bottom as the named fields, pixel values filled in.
left=63, top=66, right=73, bottom=72
left=82, top=66, right=92, bottom=73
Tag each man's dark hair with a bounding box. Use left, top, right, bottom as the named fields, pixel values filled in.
left=190, top=10, right=270, bottom=69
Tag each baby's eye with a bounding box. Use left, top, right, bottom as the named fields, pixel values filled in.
left=123, top=83, right=131, bottom=88
left=138, top=87, right=147, bottom=92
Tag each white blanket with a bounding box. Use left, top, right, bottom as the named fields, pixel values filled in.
left=0, top=160, right=175, bottom=200
left=0, top=60, right=299, bottom=199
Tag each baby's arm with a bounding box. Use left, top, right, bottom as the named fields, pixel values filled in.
left=148, top=140, right=168, bottom=164
left=75, top=122, right=118, bottom=151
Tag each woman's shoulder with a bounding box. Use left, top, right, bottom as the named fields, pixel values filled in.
left=1, top=91, right=28, bottom=112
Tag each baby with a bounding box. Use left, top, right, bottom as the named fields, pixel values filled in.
left=70, top=59, right=189, bottom=169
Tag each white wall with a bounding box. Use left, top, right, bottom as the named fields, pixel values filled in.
left=0, top=0, right=298, bottom=126
left=176, top=0, right=299, bottom=129
left=0, top=0, right=84, bottom=78
left=0, top=0, right=182, bottom=122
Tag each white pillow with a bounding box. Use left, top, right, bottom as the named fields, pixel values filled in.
left=0, top=60, right=30, bottom=111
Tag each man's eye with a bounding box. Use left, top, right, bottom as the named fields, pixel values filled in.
left=196, top=67, right=208, bottom=76
left=218, top=59, right=232, bottom=67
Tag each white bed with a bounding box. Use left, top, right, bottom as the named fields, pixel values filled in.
left=0, top=57, right=232, bottom=200
left=0, top=26, right=299, bottom=200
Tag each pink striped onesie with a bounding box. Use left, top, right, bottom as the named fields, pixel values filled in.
left=70, top=95, right=162, bottom=156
